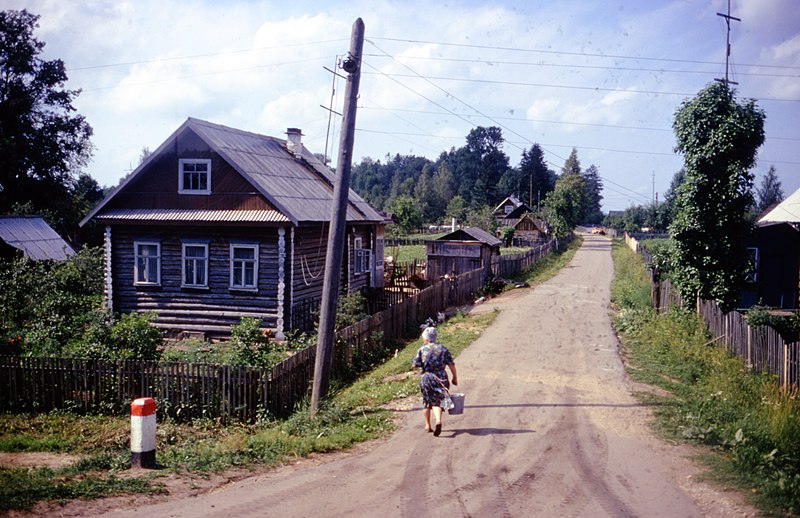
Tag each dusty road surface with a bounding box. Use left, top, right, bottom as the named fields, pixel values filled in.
left=82, top=234, right=753, bottom=517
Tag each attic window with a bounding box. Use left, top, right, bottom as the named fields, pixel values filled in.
left=179, top=159, right=211, bottom=194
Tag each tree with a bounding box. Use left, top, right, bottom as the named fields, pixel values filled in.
left=464, top=204, right=497, bottom=234
left=755, top=165, right=784, bottom=214
left=518, top=144, right=556, bottom=210
left=390, top=195, right=423, bottom=234
left=582, top=164, right=604, bottom=224
left=670, top=82, right=765, bottom=311
left=0, top=10, right=94, bottom=236
left=445, top=195, right=467, bottom=224
left=544, top=172, right=587, bottom=237
left=561, top=148, right=582, bottom=176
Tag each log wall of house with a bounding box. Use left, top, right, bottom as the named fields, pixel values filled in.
left=112, top=225, right=281, bottom=338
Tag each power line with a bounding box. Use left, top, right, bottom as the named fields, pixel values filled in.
left=364, top=40, right=569, bottom=166
left=363, top=53, right=800, bottom=80
left=365, top=71, right=800, bottom=103
left=67, top=39, right=348, bottom=72
left=371, top=36, right=800, bottom=72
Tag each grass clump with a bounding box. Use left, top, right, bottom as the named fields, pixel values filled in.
left=610, top=238, right=800, bottom=516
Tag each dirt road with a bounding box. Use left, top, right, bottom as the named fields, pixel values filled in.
left=88, top=234, right=753, bottom=517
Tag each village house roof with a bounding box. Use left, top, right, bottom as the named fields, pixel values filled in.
left=0, top=216, right=74, bottom=261
left=437, top=226, right=503, bottom=247
left=758, top=188, right=800, bottom=227
left=82, top=118, right=384, bottom=227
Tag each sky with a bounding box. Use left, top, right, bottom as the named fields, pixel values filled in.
left=7, top=0, right=800, bottom=211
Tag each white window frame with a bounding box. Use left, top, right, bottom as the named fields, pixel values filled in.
left=230, top=243, right=259, bottom=291
left=182, top=242, right=209, bottom=288
left=178, top=158, right=212, bottom=195
left=504, top=204, right=514, bottom=214
left=353, top=237, right=371, bottom=275
left=134, top=241, right=161, bottom=286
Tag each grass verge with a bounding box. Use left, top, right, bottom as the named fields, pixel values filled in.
left=0, top=233, right=579, bottom=512
left=610, top=238, right=800, bottom=516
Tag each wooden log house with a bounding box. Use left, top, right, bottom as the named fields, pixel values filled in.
left=81, top=118, right=388, bottom=340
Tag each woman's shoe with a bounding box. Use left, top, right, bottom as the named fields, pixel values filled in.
left=433, top=423, right=442, bottom=436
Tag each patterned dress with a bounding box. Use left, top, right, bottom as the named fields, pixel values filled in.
left=412, top=342, right=454, bottom=408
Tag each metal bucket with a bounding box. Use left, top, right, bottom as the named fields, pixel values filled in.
left=448, top=393, right=465, bottom=415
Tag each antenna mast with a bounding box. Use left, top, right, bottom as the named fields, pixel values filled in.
left=715, top=0, right=740, bottom=86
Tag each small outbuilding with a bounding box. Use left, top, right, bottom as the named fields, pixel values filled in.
left=426, top=226, right=502, bottom=281
left=0, top=216, right=74, bottom=261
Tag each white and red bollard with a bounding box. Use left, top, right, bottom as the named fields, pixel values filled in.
left=130, top=397, right=156, bottom=469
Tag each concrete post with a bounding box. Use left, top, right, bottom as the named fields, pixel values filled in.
left=130, top=397, right=156, bottom=469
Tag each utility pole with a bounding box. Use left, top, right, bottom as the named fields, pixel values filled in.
left=715, top=0, right=740, bottom=86
left=311, top=18, right=365, bottom=417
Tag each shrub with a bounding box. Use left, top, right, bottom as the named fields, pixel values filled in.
left=229, top=317, right=285, bottom=367
left=64, top=310, right=163, bottom=360
left=335, top=291, right=368, bottom=330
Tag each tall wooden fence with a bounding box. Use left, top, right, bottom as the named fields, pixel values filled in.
left=1, top=236, right=565, bottom=421
left=633, top=235, right=799, bottom=390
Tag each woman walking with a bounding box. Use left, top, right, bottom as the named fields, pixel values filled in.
left=412, top=326, right=457, bottom=436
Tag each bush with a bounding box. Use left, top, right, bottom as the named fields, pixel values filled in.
left=229, top=317, right=285, bottom=367
left=335, top=291, right=368, bottom=330
left=0, top=248, right=103, bottom=356
left=64, top=310, right=163, bottom=360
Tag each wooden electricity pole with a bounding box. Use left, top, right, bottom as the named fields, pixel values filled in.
left=310, top=18, right=365, bottom=416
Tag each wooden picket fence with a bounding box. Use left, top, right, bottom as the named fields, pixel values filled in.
left=1, top=236, right=566, bottom=421
left=634, top=235, right=800, bottom=390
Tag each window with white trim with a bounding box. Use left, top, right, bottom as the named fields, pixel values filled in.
left=134, top=241, right=161, bottom=285
left=182, top=243, right=209, bottom=287
left=230, top=243, right=259, bottom=290
left=353, top=237, right=371, bottom=275
left=178, top=159, right=211, bottom=194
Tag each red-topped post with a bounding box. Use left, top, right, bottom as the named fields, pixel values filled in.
left=130, top=397, right=156, bottom=469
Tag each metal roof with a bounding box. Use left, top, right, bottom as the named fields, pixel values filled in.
left=83, top=118, right=384, bottom=227
left=437, top=226, right=502, bottom=247
left=758, top=188, right=800, bottom=226
left=95, top=208, right=290, bottom=223
left=0, top=216, right=74, bottom=260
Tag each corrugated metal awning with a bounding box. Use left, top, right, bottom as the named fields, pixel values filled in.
left=95, top=208, right=290, bottom=223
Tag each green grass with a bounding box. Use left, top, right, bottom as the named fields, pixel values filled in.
left=0, top=235, right=580, bottom=512
left=610, top=238, right=800, bottom=516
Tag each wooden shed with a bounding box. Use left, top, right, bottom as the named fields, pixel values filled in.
left=426, top=227, right=502, bottom=281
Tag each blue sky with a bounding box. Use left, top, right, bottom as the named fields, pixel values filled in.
left=8, top=0, right=800, bottom=210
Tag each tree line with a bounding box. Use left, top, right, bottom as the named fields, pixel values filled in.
left=351, top=127, right=605, bottom=236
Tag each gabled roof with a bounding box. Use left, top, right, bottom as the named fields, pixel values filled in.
left=492, top=195, right=523, bottom=214
left=82, top=118, right=383, bottom=226
left=758, top=188, right=800, bottom=227
left=0, top=216, right=74, bottom=260
left=437, top=226, right=502, bottom=247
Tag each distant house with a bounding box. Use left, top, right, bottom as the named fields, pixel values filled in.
left=507, top=213, right=548, bottom=242
left=493, top=195, right=533, bottom=225
left=741, top=189, right=800, bottom=309
left=0, top=216, right=74, bottom=261
left=426, top=226, right=502, bottom=281
left=81, top=118, right=387, bottom=339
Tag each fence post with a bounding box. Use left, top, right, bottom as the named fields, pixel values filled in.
left=130, top=397, right=157, bottom=469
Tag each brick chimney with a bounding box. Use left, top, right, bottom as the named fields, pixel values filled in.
left=286, top=128, right=304, bottom=158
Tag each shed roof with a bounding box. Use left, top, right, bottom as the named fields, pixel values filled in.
left=437, top=226, right=502, bottom=247
left=758, top=188, right=800, bottom=226
left=83, top=118, right=383, bottom=226
left=0, top=216, right=74, bottom=260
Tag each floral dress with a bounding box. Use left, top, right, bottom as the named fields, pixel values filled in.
left=412, top=342, right=454, bottom=408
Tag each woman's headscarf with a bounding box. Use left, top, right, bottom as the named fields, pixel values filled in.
left=421, top=326, right=437, bottom=342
